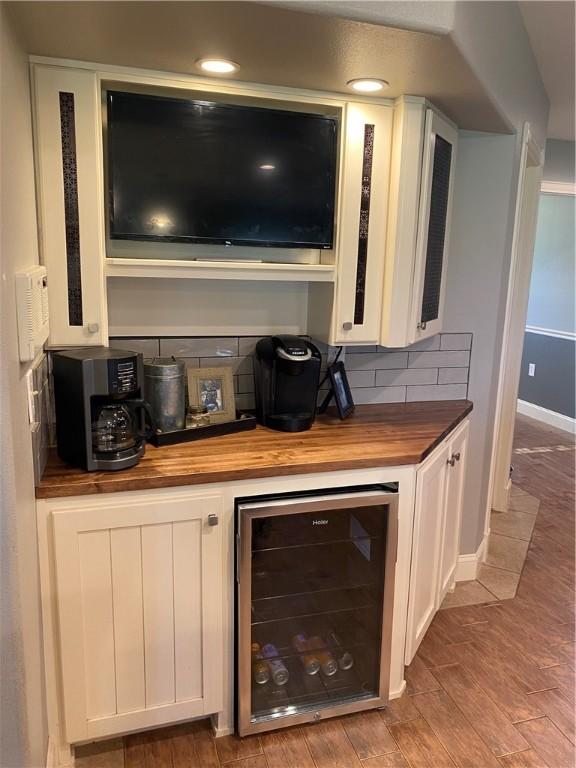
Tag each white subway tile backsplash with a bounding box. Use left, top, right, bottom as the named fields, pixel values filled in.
left=406, top=383, right=468, bottom=401
left=438, top=367, right=469, bottom=385
left=375, top=368, right=438, bottom=387
left=440, top=333, right=473, bottom=351
left=347, top=370, right=376, bottom=388
left=237, top=374, right=255, bottom=393
left=161, top=337, right=239, bottom=358
left=102, top=333, right=472, bottom=418
left=200, top=356, right=253, bottom=375
left=110, top=338, right=160, bottom=358
left=237, top=336, right=263, bottom=357
left=408, top=350, right=470, bottom=369
left=351, top=386, right=407, bottom=404
left=236, top=393, right=256, bottom=411
left=346, top=352, right=409, bottom=371
left=178, top=357, right=201, bottom=370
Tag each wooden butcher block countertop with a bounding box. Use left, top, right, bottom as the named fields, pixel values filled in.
left=36, top=400, right=473, bottom=499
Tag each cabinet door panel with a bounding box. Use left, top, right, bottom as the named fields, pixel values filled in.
left=405, top=444, right=448, bottom=663
left=333, top=102, right=392, bottom=344
left=437, top=421, right=469, bottom=603
left=141, top=523, right=176, bottom=707
left=110, top=526, right=146, bottom=714
left=33, top=65, right=107, bottom=346
left=77, top=530, right=116, bottom=720
left=410, top=109, right=458, bottom=342
left=52, top=493, right=223, bottom=742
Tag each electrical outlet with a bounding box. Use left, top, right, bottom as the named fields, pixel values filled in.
left=528, top=362, right=536, bottom=377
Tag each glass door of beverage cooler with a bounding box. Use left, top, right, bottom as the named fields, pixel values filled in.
left=236, top=487, right=398, bottom=736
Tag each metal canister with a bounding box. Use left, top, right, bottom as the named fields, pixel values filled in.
left=144, top=357, right=186, bottom=432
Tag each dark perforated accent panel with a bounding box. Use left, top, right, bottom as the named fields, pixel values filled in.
left=59, top=92, right=83, bottom=327
left=420, top=134, right=452, bottom=324
left=354, top=124, right=375, bottom=326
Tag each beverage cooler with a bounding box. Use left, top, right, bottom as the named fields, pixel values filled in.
left=235, top=485, right=398, bottom=736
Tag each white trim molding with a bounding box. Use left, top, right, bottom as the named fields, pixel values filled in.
left=541, top=181, right=576, bottom=195
left=455, top=532, right=489, bottom=582
left=525, top=325, right=576, bottom=341
left=517, top=399, right=576, bottom=434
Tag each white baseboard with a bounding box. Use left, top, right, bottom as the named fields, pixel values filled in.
left=517, top=399, right=576, bottom=434
left=455, top=533, right=489, bottom=582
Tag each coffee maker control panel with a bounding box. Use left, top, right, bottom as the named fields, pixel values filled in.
left=108, top=357, right=138, bottom=395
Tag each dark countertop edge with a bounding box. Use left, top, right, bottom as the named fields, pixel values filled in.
left=36, top=402, right=473, bottom=500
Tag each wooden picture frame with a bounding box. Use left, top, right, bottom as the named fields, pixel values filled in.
left=187, top=366, right=236, bottom=424
left=328, top=361, right=355, bottom=420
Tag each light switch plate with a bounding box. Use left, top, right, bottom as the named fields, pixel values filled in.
left=528, top=363, right=535, bottom=377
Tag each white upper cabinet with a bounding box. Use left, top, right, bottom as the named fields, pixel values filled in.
left=33, top=65, right=108, bottom=347
left=381, top=98, right=458, bottom=348
left=328, top=102, right=393, bottom=345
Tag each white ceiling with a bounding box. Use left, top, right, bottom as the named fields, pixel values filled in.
left=519, top=0, right=575, bottom=141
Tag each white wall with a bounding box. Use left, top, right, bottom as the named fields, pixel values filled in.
left=0, top=5, right=48, bottom=766
left=443, top=131, right=518, bottom=553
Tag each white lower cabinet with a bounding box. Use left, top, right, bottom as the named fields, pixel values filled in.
left=405, top=419, right=469, bottom=663
left=48, top=491, right=224, bottom=743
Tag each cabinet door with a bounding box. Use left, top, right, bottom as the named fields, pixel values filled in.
left=437, top=420, right=469, bottom=604
left=405, top=443, right=448, bottom=663
left=33, top=65, right=107, bottom=346
left=410, top=109, right=458, bottom=342
left=52, top=492, right=223, bottom=743
left=332, top=102, right=392, bottom=344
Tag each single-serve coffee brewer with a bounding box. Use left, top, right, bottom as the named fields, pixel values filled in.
left=53, top=348, right=153, bottom=471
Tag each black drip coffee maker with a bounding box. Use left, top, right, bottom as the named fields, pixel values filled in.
left=53, top=348, right=153, bottom=471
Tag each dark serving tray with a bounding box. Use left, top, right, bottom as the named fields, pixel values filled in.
left=148, top=411, right=257, bottom=447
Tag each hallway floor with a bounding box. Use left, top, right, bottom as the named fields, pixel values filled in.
left=76, top=415, right=575, bottom=768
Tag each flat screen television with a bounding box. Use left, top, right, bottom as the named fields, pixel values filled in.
left=106, top=91, right=338, bottom=249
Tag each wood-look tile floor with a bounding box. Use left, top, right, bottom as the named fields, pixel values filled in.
left=76, top=414, right=575, bottom=768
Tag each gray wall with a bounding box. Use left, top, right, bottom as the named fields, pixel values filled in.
left=520, top=144, right=575, bottom=420
left=0, top=6, right=49, bottom=767
left=543, top=139, right=576, bottom=183
left=443, top=130, right=519, bottom=553
left=526, top=193, right=575, bottom=334
left=519, top=333, right=575, bottom=418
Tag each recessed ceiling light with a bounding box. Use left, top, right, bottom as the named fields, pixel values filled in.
left=259, top=164, right=276, bottom=171
left=347, top=78, right=389, bottom=93
left=196, top=58, right=240, bottom=75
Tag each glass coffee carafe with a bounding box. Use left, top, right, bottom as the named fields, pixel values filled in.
left=91, top=399, right=153, bottom=456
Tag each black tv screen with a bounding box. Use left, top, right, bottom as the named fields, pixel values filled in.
left=106, top=91, right=338, bottom=249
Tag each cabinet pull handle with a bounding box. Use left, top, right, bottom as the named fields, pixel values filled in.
left=447, top=456, right=456, bottom=467
left=453, top=452, right=461, bottom=462
left=342, top=321, right=353, bottom=331
left=417, top=321, right=427, bottom=331
left=86, top=322, right=100, bottom=334
left=208, top=513, right=219, bottom=526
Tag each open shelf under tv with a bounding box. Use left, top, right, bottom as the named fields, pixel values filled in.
left=105, top=257, right=336, bottom=282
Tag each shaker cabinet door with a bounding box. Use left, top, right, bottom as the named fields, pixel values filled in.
left=33, top=65, right=108, bottom=347
left=332, top=102, right=393, bottom=344
left=405, top=442, right=449, bottom=663
left=410, top=109, right=458, bottom=343
left=51, top=492, right=223, bottom=742
left=437, top=420, right=469, bottom=604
